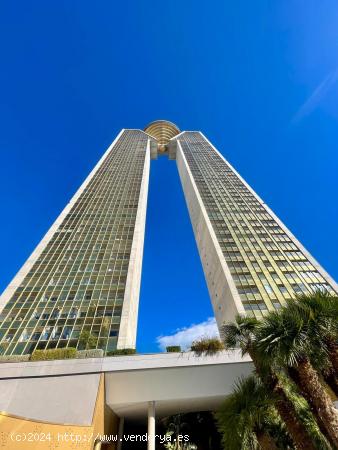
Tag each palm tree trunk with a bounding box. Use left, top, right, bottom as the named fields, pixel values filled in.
left=288, top=366, right=333, bottom=448
left=296, top=358, right=338, bottom=448
left=326, top=338, right=338, bottom=376
left=255, top=430, right=278, bottom=450
left=322, top=366, right=338, bottom=397
left=249, top=351, right=316, bottom=450
left=273, top=381, right=317, bottom=450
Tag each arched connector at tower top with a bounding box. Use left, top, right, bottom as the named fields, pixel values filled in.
left=144, top=120, right=180, bottom=159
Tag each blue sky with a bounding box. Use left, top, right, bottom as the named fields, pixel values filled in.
left=0, top=1, right=337, bottom=352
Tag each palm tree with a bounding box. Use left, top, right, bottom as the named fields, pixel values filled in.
left=286, top=291, right=338, bottom=394
left=255, top=307, right=338, bottom=448
left=220, top=315, right=317, bottom=450
left=222, top=316, right=259, bottom=363
left=277, top=370, right=332, bottom=450
left=162, top=413, right=190, bottom=450
left=215, top=375, right=291, bottom=450
left=164, top=412, right=221, bottom=450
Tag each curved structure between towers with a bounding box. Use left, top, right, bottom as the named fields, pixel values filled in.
left=144, top=120, right=180, bottom=152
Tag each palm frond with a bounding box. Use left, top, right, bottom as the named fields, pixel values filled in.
left=255, top=309, right=312, bottom=368
left=220, top=315, right=259, bottom=356
left=215, top=375, right=280, bottom=450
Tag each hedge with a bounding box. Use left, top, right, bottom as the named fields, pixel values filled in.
left=76, top=349, right=104, bottom=359
left=0, top=354, right=30, bottom=363
left=106, top=348, right=136, bottom=356
left=0, top=347, right=136, bottom=363
left=166, top=346, right=182, bottom=353
left=30, top=347, right=77, bottom=361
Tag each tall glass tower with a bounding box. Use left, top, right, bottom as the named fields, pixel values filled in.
left=0, top=130, right=154, bottom=355
left=170, top=130, right=337, bottom=327
left=0, top=121, right=337, bottom=355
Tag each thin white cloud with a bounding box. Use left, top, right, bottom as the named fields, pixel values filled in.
left=292, top=69, right=338, bottom=123
left=156, top=317, right=219, bottom=351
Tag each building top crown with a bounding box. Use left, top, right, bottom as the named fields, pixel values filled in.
left=144, top=120, right=180, bottom=151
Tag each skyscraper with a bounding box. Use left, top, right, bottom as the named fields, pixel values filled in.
left=170, top=130, right=338, bottom=328
left=0, top=129, right=154, bottom=355
left=0, top=121, right=337, bottom=355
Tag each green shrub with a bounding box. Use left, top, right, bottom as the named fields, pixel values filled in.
left=166, top=346, right=182, bottom=353
left=0, top=354, right=30, bottom=363
left=106, top=348, right=136, bottom=356
left=30, top=347, right=77, bottom=361
left=191, top=337, right=224, bottom=356
left=76, top=349, right=104, bottom=359
left=78, top=330, right=98, bottom=350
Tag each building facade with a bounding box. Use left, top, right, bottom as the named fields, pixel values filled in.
left=0, top=121, right=337, bottom=355
left=172, top=130, right=338, bottom=328
left=0, top=129, right=154, bottom=355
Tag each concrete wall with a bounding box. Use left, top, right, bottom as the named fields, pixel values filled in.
left=0, top=373, right=101, bottom=425
left=0, top=351, right=253, bottom=425
left=0, top=374, right=119, bottom=450
left=117, top=138, right=152, bottom=349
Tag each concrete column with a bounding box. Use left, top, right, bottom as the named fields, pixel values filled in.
left=117, top=416, right=125, bottom=450
left=93, top=440, right=102, bottom=450
left=147, top=401, right=156, bottom=450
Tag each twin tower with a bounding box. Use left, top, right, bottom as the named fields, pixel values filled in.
left=0, top=120, right=337, bottom=355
